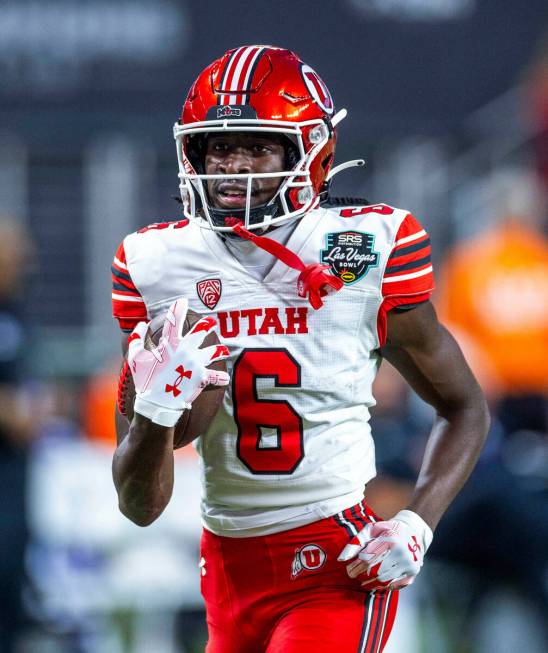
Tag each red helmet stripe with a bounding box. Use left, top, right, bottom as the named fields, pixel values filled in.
left=219, top=46, right=248, bottom=105
left=227, top=45, right=260, bottom=104
left=227, top=45, right=257, bottom=104
left=218, top=49, right=238, bottom=94
left=217, top=45, right=266, bottom=106
left=238, top=46, right=266, bottom=104
left=224, top=47, right=250, bottom=90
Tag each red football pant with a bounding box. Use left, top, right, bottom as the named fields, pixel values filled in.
left=200, top=500, right=399, bottom=653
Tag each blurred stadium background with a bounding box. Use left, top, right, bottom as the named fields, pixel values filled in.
left=0, top=1, right=547, bottom=651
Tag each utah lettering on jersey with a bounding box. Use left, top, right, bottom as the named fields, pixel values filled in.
left=218, top=306, right=309, bottom=338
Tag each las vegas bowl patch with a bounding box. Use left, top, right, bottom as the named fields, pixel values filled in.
left=321, top=231, right=379, bottom=284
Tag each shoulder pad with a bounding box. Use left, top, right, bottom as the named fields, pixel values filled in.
left=320, top=196, right=370, bottom=207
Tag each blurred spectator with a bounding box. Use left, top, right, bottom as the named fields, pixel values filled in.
left=367, top=170, right=547, bottom=650
left=435, top=166, right=547, bottom=422
left=429, top=171, right=548, bottom=648
left=0, top=218, right=37, bottom=652
left=437, top=167, right=547, bottom=415
left=82, top=360, right=119, bottom=448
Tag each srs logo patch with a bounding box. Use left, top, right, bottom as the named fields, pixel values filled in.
left=321, top=231, right=379, bottom=284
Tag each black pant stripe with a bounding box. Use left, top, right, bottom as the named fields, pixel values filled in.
left=365, top=591, right=385, bottom=653
left=374, top=592, right=392, bottom=653
left=357, top=591, right=374, bottom=653
left=332, top=511, right=358, bottom=538
left=359, top=499, right=378, bottom=523
left=350, top=504, right=370, bottom=529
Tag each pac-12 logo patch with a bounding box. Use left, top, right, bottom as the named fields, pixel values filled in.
left=321, top=231, right=379, bottom=284
left=197, top=278, right=222, bottom=310
left=291, top=544, right=326, bottom=579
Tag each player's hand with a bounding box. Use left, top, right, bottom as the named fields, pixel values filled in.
left=128, top=298, right=230, bottom=427
left=337, top=509, right=433, bottom=591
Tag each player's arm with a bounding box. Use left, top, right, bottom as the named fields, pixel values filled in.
left=378, top=212, right=489, bottom=527
left=339, top=301, right=489, bottom=589
left=110, top=242, right=228, bottom=526
left=110, top=241, right=175, bottom=526
left=382, top=300, right=490, bottom=530
left=113, top=416, right=176, bottom=526
left=339, top=212, right=489, bottom=589
left=112, top=300, right=229, bottom=526
left=112, top=333, right=177, bottom=527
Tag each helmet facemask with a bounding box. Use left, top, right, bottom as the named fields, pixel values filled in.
left=174, top=117, right=334, bottom=233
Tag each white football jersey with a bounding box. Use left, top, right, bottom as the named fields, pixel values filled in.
left=112, top=203, right=434, bottom=536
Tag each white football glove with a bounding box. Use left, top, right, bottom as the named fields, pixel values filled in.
left=337, top=509, right=433, bottom=590
left=128, top=298, right=230, bottom=427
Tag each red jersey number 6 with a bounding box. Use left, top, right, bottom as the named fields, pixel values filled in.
left=232, top=349, right=304, bottom=475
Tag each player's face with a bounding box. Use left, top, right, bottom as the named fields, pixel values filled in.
left=204, top=133, right=286, bottom=210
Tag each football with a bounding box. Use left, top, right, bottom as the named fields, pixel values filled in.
left=122, top=310, right=227, bottom=449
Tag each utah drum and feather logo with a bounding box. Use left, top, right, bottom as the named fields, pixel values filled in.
left=197, top=278, right=222, bottom=310
left=321, top=231, right=379, bottom=284
left=291, top=543, right=326, bottom=579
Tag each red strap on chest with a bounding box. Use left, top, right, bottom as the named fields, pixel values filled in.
left=231, top=223, right=344, bottom=310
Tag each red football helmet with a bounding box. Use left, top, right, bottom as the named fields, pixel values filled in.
left=173, top=45, right=360, bottom=232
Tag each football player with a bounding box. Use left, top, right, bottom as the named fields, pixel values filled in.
left=111, top=46, right=489, bottom=653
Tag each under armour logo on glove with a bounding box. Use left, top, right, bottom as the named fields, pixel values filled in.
left=165, top=365, right=193, bottom=397
left=127, top=298, right=230, bottom=427
left=408, top=536, right=421, bottom=562
left=231, top=223, right=343, bottom=310
left=337, top=509, right=433, bottom=591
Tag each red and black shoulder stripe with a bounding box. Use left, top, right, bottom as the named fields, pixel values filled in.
left=111, top=241, right=147, bottom=333
left=382, top=213, right=434, bottom=298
